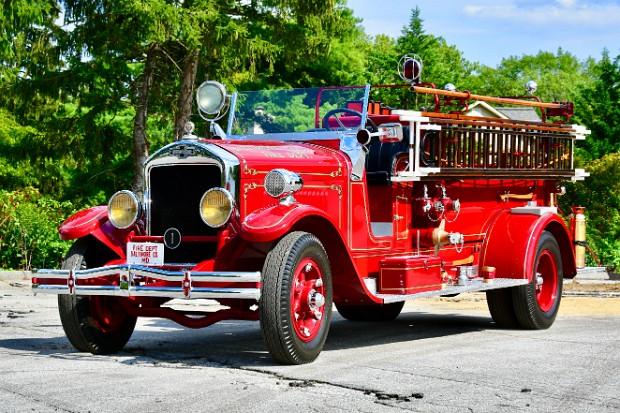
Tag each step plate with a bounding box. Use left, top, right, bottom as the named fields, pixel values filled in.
left=376, top=278, right=530, bottom=304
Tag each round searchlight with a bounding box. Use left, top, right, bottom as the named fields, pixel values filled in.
left=196, top=81, right=227, bottom=115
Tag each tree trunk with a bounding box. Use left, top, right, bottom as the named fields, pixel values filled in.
left=174, top=48, right=200, bottom=141
left=131, top=44, right=158, bottom=197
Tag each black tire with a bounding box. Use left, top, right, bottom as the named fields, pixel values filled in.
left=512, top=231, right=563, bottom=329
left=486, top=288, right=521, bottom=328
left=58, top=238, right=137, bottom=354
left=259, top=232, right=333, bottom=364
left=335, top=301, right=404, bottom=321
left=486, top=231, right=563, bottom=330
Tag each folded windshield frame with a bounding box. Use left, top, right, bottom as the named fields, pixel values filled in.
left=226, top=85, right=370, bottom=140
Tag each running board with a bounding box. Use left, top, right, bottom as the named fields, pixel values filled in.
left=375, top=278, right=529, bottom=304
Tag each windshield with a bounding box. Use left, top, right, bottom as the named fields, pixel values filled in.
left=227, top=85, right=369, bottom=138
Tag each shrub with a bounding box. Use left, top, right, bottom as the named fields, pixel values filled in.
left=0, top=188, right=74, bottom=270
left=560, top=152, right=620, bottom=271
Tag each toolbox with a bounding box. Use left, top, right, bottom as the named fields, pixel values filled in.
left=378, top=255, right=443, bottom=294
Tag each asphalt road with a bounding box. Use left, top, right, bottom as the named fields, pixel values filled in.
left=1, top=279, right=619, bottom=413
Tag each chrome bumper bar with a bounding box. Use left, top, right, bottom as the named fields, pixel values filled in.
left=33, top=265, right=261, bottom=300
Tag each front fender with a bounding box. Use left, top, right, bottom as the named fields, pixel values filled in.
left=240, top=203, right=337, bottom=243
left=58, top=206, right=131, bottom=259
left=480, top=210, right=575, bottom=281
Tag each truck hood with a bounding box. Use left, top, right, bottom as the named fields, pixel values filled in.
left=212, top=140, right=347, bottom=179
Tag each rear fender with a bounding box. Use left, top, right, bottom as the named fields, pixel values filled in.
left=481, top=210, right=576, bottom=281
left=58, top=206, right=132, bottom=259
left=240, top=203, right=338, bottom=243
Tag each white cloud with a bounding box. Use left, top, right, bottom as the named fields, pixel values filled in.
left=556, top=0, right=576, bottom=7
left=462, top=1, right=620, bottom=26
left=347, top=0, right=619, bottom=66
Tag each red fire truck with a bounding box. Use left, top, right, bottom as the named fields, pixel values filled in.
left=33, top=55, right=590, bottom=364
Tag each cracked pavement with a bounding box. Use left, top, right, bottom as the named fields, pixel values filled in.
left=1, top=278, right=619, bottom=412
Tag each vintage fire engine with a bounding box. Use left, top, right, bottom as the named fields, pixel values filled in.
left=34, top=55, right=590, bottom=364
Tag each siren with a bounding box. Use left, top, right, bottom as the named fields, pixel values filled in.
left=398, top=54, right=423, bottom=84
left=526, top=80, right=538, bottom=95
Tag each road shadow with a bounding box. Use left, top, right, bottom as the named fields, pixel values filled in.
left=0, top=310, right=495, bottom=368
left=120, top=310, right=494, bottom=367
left=327, top=311, right=492, bottom=349
left=0, top=336, right=75, bottom=355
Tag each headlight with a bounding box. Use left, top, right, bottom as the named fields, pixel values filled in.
left=199, top=188, right=234, bottom=228
left=108, top=190, right=141, bottom=229
left=264, top=169, right=303, bottom=198
left=196, top=81, right=227, bottom=115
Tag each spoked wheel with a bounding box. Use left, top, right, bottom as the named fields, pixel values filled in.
left=259, top=232, right=333, bottom=364
left=58, top=238, right=137, bottom=354
left=487, top=231, right=563, bottom=330
left=335, top=302, right=404, bottom=321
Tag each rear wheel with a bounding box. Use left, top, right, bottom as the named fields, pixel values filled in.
left=336, top=302, right=404, bottom=321
left=486, top=288, right=521, bottom=328
left=58, top=238, right=137, bottom=354
left=513, top=231, right=563, bottom=329
left=259, top=232, right=332, bottom=364
left=486, top=231, right=563, bottom=330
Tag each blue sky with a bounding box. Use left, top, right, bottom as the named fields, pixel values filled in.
left=346, top=0, right=620, bottom=67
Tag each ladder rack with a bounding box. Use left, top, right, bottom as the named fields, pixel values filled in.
left=391, top=110, right=590, bottom=182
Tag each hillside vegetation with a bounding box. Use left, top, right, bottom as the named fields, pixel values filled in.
left=1, top=3, right=618, bottom=269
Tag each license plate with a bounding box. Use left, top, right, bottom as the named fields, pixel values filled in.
left=126, top=242, right=164, bottom=266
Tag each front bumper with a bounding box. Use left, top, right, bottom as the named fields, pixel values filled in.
left=33, top=265, right=261, bottom=300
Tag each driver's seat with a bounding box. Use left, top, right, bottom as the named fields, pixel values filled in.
left=365, top=127, right=410, bottom=185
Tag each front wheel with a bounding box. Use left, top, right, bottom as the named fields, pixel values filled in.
left=259, top=232, right=333, bottom=364
left=58, top=238, right=137, bottom=354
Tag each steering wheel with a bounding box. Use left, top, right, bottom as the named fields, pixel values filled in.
left=322, top=108, right=378, bottom=133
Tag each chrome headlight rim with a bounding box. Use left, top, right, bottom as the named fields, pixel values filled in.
left=196, top=81, right=227, bottom=116
left=264, top=169, right=303, bottom=198
left=199, top=187, right=235, bottom=228
left=108, top=190, right=141, bottom=229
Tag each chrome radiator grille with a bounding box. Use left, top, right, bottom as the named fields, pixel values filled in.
left=149, top=164, right=221, bottom=262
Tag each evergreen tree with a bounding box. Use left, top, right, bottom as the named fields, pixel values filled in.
left=574, top=50, right=620, bottom=160
left=396, top=7, right=471, bottom=89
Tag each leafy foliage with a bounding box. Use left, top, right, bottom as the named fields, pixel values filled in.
left=470, top=49, right=594, bottom=102
left=0, top=188, right=73, bottom=270
left=560, top=152, right=620, bottom=269
left=573, top=50, right=620, bottom=161
left=1, top=2, right=620, bottom=271
left=396, top=8, right=471, bottom=89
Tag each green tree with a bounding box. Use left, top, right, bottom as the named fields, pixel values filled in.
left=357, top=7, right=475, bottom=110
left=363, top=34, right=399, bottom=85
left=396, top=7, right=471, bottom=89
left=0, top=0, right=61, bottom=82
left=470, top=49, right=594, bottom=103
left=225, top=0, right=366, bottom=90
left=560, top=152, right=620, bottom=270
left=1, top=0, right=364, bottom=207
left=573, top=50, right=620, bottom=160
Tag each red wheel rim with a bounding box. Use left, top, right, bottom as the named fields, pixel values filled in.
left=89, top=296, right=128, bottom=333
left=290, top=257, right=326, bottom=342
left=535, top=250, right=558, bottom=312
